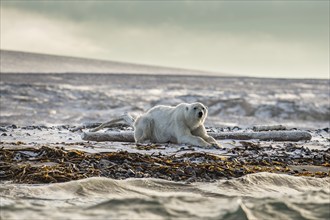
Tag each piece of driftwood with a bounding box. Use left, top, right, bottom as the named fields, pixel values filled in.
left=252, top=125, right=286, bottom=131
left=81, top=130, right=312, bottom=142
left=70, top=123, right=102, bottom=132
left=82, top=131, right=135, bottom=142
left=90, top=113, right=135, bottom=132
left=210, top=131, right=311, bottom=141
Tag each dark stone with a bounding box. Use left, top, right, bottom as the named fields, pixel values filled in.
left=0, top=128, right=8, bottom=132
left=184, top=166, right=195, bottom=176
left=127, top=169, right=135, bottom=176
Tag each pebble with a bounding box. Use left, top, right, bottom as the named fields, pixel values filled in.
left=184, top=166, right=196, bottom=176
left=176, top=168, right=185, bottom=176
left=135, top=172, right=143, bottom=178
left=143, top=173, right=151, bottom=178
left=127, top=169, right=135, bottom=176
left=185, top=177, right=196, bottom=183
left=117, top=167, right=127, bottom=173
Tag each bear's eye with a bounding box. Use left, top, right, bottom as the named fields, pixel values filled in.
left=202, top=107, right=205, bottom=111
left=193, top=107, right=197, bottom=110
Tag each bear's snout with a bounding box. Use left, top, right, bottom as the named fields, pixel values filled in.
left=198, top=111, right=203, bottom=118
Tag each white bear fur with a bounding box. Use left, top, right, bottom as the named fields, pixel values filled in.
left=134, top=102, right=218, bottom=147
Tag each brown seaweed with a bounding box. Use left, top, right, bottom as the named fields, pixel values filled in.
left=1, top=145, right=328, bottom=184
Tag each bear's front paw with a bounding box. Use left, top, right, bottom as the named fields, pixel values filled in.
left=209, top=142, right=221, bottom=149
left=199, top=142, right=213, bottom=148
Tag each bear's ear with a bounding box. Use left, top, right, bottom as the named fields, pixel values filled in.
left=186, top=106, right=189, bottom=111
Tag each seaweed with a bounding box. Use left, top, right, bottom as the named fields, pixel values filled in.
left=1, top=145, right=329, bottom=184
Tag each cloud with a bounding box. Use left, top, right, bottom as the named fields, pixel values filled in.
left=0, top=8, right=106, bottom=58
left=1, top=2, right=329, bottom=78
left=3, top=1, right=328, bottom=40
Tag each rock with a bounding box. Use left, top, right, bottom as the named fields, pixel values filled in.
left=0, top=128, right=8, bottom=132
left=184, top=166, right=195, bottom=176
left=232, top=126, right=240, bottom=131
left=117, top=167, right=127, bottom=173
left=135, top=172, right=143, bottom=178
left=127, top=169, right=135, bottom=176
left=99, top=159, right=111, bottom=168
left=185, top=177, right=196, bottom=183
left=176, top=168, right=185, bottom=176
left=136, top=167, right=143, bottom=172
left=143, top=173, right=151, bottom=178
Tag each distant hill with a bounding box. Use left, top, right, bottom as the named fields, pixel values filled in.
left=0, top=50, right=227, bottom=76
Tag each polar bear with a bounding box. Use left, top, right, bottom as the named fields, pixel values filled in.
left=134, top=102, right=219, bottom=147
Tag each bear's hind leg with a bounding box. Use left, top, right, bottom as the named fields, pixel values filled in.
left=134, top=117, right=153, bottom=143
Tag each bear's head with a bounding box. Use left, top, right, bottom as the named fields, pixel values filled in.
left=185, top=102, right=208, bottom=126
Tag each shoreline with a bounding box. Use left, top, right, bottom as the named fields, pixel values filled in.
left=2, top=72, right=329, bottom=81
left=1, top=125, right=329, bottom=184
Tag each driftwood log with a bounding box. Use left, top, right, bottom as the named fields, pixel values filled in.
left=252, top=125, right=286, bottom=131
left=82, top=130, right=312, bottom=142
left=76, top=116, right=311, bottom=143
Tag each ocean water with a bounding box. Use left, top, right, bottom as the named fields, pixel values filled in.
left=1, top=73, right=329, bottom=219
left=1, top=74, right=329, bottom=129
left=1, top=173, right=329, bottom=220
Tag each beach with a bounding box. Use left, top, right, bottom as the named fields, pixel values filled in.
left=1, top=70, right=329, bottom=219
left=1, top=0, right=329, bottom=217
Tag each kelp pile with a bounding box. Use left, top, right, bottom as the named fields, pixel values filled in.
left=1, top=145, right=329, bottom=184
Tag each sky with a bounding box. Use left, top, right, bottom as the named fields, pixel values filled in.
left=1, top=1, right=329, bottom=78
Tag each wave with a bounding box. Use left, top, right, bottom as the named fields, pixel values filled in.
left=1, top=74, right=329, bottom=128
left=1, top=173, right=329, bottom=219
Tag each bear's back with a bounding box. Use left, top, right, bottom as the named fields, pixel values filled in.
left=146, top=105, right=184, bottom=142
